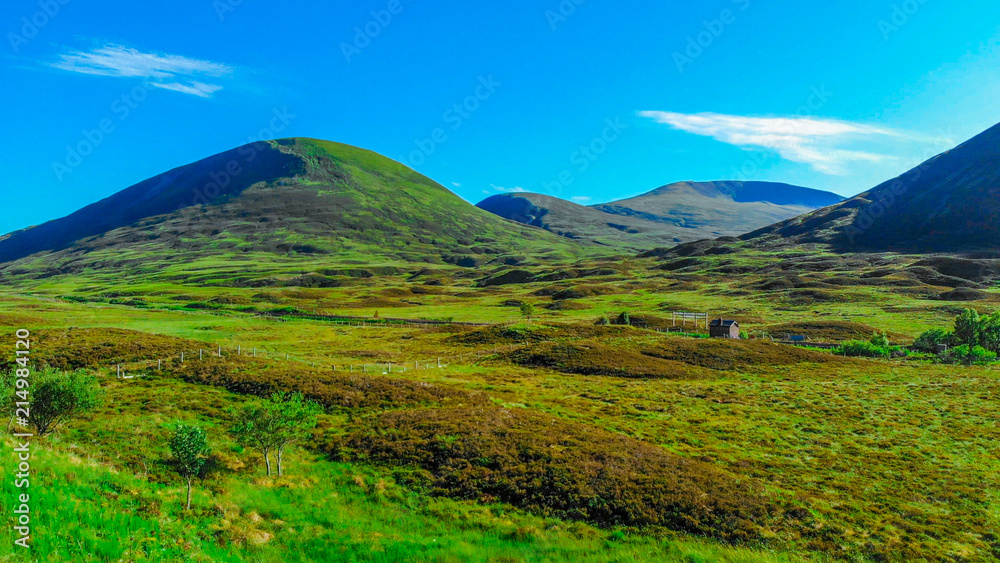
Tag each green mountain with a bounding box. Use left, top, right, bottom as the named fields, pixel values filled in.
left=742, top=122, right=1000, bottom=252
left=0, top=139, right=584, bottom=282
left=477, top=181, right=842, bottom=248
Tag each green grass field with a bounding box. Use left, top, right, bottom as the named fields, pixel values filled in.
left=2, top=240, right=1000, bottom=561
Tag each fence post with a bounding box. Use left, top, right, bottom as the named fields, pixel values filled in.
left=238, top=345, right=241, bottom=355
left=218, top=346, right=222, bottom=357
left=180, top=352, right=184, bottom=363
left=157, top=359, right=161, bottom=371
left=253, top=348, right=257, bottom=357
left=200, top=349, right=203, bottom=361
left=117, top=364, right=121, bottom=378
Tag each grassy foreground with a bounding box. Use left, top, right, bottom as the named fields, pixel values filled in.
left=0, top=374, right=798, bottom=563
left=2, top=242, right=1000, bottom=561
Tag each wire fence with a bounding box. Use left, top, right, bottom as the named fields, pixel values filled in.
left=111, top=342, right=528, bottom=380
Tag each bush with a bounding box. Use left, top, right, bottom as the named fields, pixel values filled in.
left=912, top=328, right=953, bottom=353
left=946, top=345, right=997, bottom=365
left=869, top=331, right=890, bottom=349
left=28, top=369, right=104, bottom=436
left=834, top=340, right=890, bottom=358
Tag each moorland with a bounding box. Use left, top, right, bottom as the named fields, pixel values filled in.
left=2, top=129, right=1000, bottom=562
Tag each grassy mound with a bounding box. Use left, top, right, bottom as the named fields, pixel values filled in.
left=763, top=321, right=906, bottom=342
left=504, top=341, right=705, bottom=379
left=1, top=327, right=196, bottom=370
left=171, top=357, right=480, bottom=411
left=452, top=323, right=632, bottom=346
left=640, top=339, right=846, bottom=371
left=328, top=406, right=780, bottom=543
left=937, top=287, right=990, bottom=301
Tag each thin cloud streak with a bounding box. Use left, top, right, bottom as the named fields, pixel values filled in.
left=491, top=184, right=528, bottom=193
left=49, top=43, right=233, bottom=98
left=639, top=111, right=906, bottom=174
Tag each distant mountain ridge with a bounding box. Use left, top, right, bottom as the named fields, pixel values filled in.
left=477, top=181, right=843, bottom=249
left=742, top=122, right=1000, bottom=252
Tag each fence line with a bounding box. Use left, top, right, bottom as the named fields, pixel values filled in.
left=257, top=311, right=502, bottom=329
left=111, top=342, right=528, bottom=380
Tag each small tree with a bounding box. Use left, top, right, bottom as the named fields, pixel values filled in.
left=270, top=393, right=322, bottom=476
left=954, top=309, right=981, bottom=348
left=519, top=303, right=536, bottom=322
left=978, top=311, right=1000, bottom=353
left=229, top=392, right=322, bottom=477
left=616, top=311, right=632, bottom=326
left=169, top=424, right=211, bottom=511
left=29, top=370, right=103, bottom=436
left=869, top=331, right=890, bottom=349
left=229, top=402, right=281, bottom=476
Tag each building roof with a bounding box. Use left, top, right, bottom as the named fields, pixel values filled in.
left=709, top=319, right=739, bottom=327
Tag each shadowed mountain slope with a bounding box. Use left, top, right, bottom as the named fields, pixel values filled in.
left=742, top=122, right=1000, bottom=252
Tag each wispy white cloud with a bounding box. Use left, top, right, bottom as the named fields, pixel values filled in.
left=491, top=184, right=528, bottom=193
left=638, top=111, right=907, bottom=175
left=452, top=182, right=462, bottom=188
left=150, top=81, right=224, bottom=98
left=49, top=43, right=233, bottom=98
left=571, top=196, right=592, bottom=203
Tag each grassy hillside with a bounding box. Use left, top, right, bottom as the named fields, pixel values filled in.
left=0, top=139, right=592, bottom=286
left=0, top=369, right=792, bottom=563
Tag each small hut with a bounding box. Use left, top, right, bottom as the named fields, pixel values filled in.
left=709, top=319, right=740, bottom=339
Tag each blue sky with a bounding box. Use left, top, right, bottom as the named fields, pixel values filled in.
left=2, top=0, right=999, bottom=233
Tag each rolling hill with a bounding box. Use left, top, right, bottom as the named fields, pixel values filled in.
left=474, top=193, right=683, bottom=249
left=742, top=121, right=1000, bottom=252
left=0, top=139, right=587, bottom=282
left=477, top=181, right=843, bottom=249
